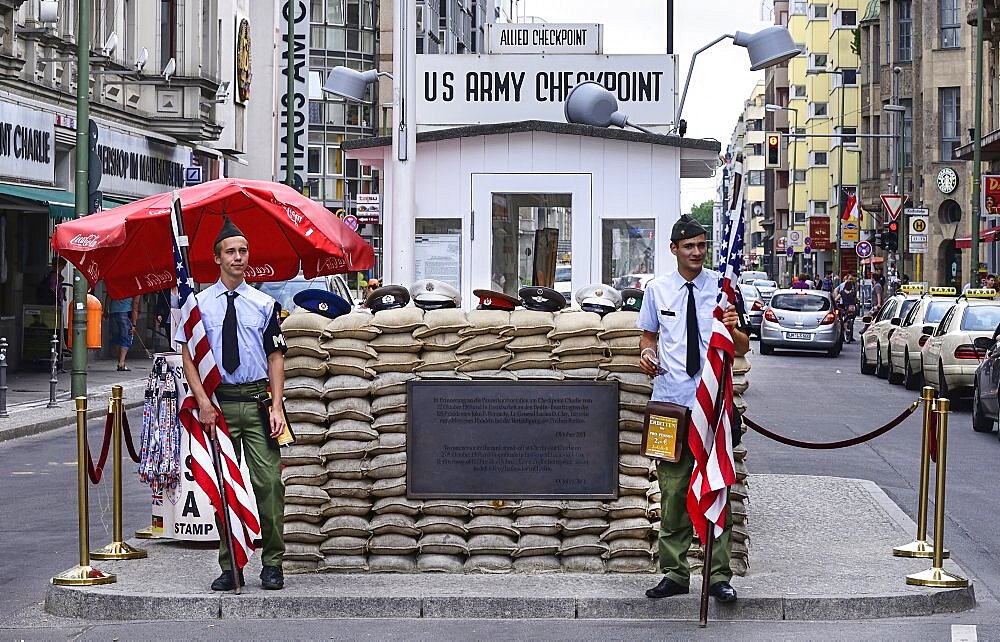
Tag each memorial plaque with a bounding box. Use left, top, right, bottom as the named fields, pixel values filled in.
left=407, top=380, right=619, bottom=499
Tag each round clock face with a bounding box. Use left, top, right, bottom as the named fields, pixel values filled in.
left=937, top=167, right=958, bottom=194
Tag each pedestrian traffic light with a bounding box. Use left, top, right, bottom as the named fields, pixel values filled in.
left=874, top=231, right=884, bottom=249
left=884, top=220, right=899, bottom=252
left=765, top=132, right=781, bottom=168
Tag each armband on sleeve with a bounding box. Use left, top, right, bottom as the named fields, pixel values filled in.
left=263, top=303, right=287, bottom=356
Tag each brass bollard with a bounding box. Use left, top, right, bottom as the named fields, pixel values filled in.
left=52, top=398, right=116, bottom=586
left=906, top=398, right=968, bottom=588
left=894, top=386, right=949, bottom=559
left=92, top=386, right=147, bottom=560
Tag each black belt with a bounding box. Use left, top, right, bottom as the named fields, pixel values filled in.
left=216, top=380, right=268, bottom=403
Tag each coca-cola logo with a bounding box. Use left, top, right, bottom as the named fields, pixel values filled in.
left=244, top=264, right=276, bottom=279
left=141, top=271, right=173, bottom=288
left=316, top=256, right=347, bottom=272
left=86, top=262, right=100, bottom=281
left=71, top=234, right=100, bottom=249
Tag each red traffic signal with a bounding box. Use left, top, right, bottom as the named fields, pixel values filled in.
left=887, top=221, right=898, bottom=233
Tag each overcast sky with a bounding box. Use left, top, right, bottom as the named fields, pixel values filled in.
left=506, top=0, right=774, bottom=213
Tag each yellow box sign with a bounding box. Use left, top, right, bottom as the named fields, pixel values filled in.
left=842, top=220, right=859, bottom=242
left=644, top=414, right=680, bottom=460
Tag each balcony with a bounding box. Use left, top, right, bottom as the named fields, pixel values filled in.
left=773, top=186, right=789, bottom=211
left=144, top=76, right=224, bottom=142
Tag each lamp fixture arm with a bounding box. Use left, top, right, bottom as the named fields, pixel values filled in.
left=673, top=34, right=733, bottom=133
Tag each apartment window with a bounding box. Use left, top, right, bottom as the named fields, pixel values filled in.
left=793, top=84, right=807, bottom=98
left=940, top=87, right=961, bottom=160
left=873, top=115, right=881, bottom=173
left=872, top=26, right=880, bottom=69
left=940, top=0, right=961, bottom=49
left=328, top=0, right=345, bottom=24
left=745, top=119, right=763, bottom=131
left=794, top=170, right=807, bottom=183
left=793, top=211, right=807, bottom=224
left=837, top=10, right=857, bottom=27
left=898, top=0, right=912, bottom=62
left=748, top=143, right=763, bottom=156
left=811, top=202, right=828, bottom=216
left=810, top=4, right=828, bottom=19
left=810, top=102, right=829, bottom=117
left=838, top=126, right=857, bottom=145
left=748, top=171, right=765, bottom=186
left=809, top=53, right=828, bottom=70
left=159, top=0, right=177, bottom=67
left=841, top=69, right=858, bottom=85
left=901, top=98, right=913, bottom=166
left=791, top=1, right=807, bottom=15
left=810, top=151, right=829, bottom=165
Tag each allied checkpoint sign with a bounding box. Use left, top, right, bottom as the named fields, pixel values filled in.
left=417, top=54, right=676, bottom=130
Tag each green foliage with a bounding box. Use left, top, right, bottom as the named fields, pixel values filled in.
left=689, top=200, right=714, bottom=240
left=851, top=28, right=861, bottom=57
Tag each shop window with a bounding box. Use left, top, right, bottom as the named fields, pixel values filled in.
left=415, top=219, right=462, bottom=290
left=602, top=219, right=655, bottom=288
left=491, top=193, right=572, bottom=298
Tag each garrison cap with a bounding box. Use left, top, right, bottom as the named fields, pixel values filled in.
left=670, top=214, right=708, bottom=243
left=410, top=279, right=461, bottom=310
left=620, top=287, right=644, bottom=312
left=473, top=288, right=520, bottom=311
left=575, top=284, right=622, bottom=316
left=292, top=288, right=352, bottom=319
left=214, top=216, right=246, bottom=248
left=518, top=286, right=567, bottom=312
left=365, top=285, right=410, bottom=312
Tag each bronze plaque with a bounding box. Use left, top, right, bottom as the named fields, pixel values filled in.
left=406, top=380, right=619, bottom=499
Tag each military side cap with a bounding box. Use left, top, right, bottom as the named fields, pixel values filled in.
left=410, top=279, right=461, bottom=310
left=292, top=288, right=352, bottom=319
left=214, top=216, right=245, bottom=247
left=621, top=287, right=644, bottom=312
left=518, top=286, right=567, bottom=312
left=473, top=288, right=520, bottom=311
left=365, top=285, right=410, bottom=311
left=671, top=214, right=708, bottom=242
left=575, top=284, right=623, bottom=317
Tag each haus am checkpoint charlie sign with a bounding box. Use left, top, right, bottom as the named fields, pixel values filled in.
left=416, top=54, right=676, bottom=129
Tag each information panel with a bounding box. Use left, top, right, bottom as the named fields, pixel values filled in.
left=407, top=380, right=619, bottom=499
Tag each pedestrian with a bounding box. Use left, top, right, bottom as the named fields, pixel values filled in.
left=820, top=270, right=834, bottom=292
left=791, top=273, right=809, bottom=289
left=871, top=274, right=884, bottom=312
left=105, top=295, right=139, bottom=371
left=637, top=214, right=750, bottom=604
left=176, top=217, right=288, bottom=592
left=836, top=275, right=859, bottom=342
left=361, top=277, right=381, bottom=308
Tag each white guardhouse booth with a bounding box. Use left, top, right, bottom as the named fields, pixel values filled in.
left=343, top=120, right=720, bottom=304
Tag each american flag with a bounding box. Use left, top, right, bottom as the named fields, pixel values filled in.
left=686, top=162, right=743, bottom=544
left=171, top=194, right=261, bottom=570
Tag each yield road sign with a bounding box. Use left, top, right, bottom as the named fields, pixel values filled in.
left=856, top=241, right=873, bottom=259
left=881, top=194, right=904, bottom=221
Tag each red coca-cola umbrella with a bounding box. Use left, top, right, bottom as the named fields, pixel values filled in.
left=51, top=178, right=375, bottom=299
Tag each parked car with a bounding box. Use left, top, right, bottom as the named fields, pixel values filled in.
left=738, top=271, right=769, bottom=285
left=972, top=331, right=1000, bottom=432
left=257, top=273, right=356, bottom=319
left=738, top=283, right=764, bottom=337
left=859, top=288, right=922, bottom=379
left=922, top=289, right=1000, bottom=399
left=555, top=264, right=573, bottom=302
left=885, top=287, right=957, bottom=389
left=758, top=289, right=842, bottom=357
left=752, top=279, right=778, bottom=305
left=613, top=273, right=654, bottom=290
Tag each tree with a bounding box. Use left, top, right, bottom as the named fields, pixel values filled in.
left=689, top=200, right=714, bottom=240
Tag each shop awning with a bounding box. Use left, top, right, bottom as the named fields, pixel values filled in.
left=0, top=183, right=134, bottom=219
left=954, top=225, right=1000, bottom=249
left=955, top=128, right=1000, bottom=161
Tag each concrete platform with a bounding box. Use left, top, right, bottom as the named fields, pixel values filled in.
left=44, top=474, right=976, bottom=621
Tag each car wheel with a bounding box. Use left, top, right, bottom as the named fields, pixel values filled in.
left=860, top=344, right=876, bottom=375
left=887, top=353, right=904, bottom=385
left=938, top=360, right=949, bottom=399
left=759, top=341, right=774, bottom=356
left=903, top=350, right=921, bottom=390
left=876, top=344, right=889, bottom=379
left=827, top=345, right=841, bottom=357
left=973, top=383, right=995, bottom=432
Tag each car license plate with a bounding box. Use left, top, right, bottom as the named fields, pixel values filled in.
left=785, top=332, right=812, bottom=340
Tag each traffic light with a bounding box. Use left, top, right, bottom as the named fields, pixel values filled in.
left=874, top=231, right=884, bottom=249
left=765, top=132, right=780, bottom=168
left=884, top=220, right=899, bottom=252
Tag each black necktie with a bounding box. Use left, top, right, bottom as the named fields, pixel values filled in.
left=685, top=282, right=700, bottom=377
left=223, top=291, right=240, bottom=374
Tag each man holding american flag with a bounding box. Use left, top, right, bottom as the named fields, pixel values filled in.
left=637, top=214, right=750, bottom=603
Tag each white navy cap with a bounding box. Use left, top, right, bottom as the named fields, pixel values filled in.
left=409, top=279, right=461, bottom=310
left=575, top=284, right=622, bottom=316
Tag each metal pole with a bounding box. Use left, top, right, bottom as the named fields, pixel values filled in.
left=285, top=0, right=295, bottom=188
left=788, top=109, right=797, bottom=286
left=971, top=0, right=985, bottom=287
left=71, top=2, right=91, bottom=399
left=0, top=337, right=8, bottom=418
left=47, top=333, right=58, bottom=408
left=666, top=0, right=674, bottom=54
left=835, top=71, right=845, bottom=279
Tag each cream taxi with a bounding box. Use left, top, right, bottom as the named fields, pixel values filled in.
left=921, top=289, right=1000, bottom=398
left=886, top=287, right=958, bottom=389
left=859, top=286, right=923, bottom=379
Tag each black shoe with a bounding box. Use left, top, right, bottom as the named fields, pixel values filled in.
left=709, top=580, right=737, bottom=603
left=211, top=569, right=244, bottom=591
left=260, top=565, right=284, bottom=590
left=645, top=576, right=689, bottom=599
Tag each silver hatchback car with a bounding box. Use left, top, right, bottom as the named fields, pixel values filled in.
left=759, top=289, right=843, bottom=357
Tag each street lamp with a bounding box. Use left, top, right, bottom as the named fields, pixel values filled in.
left=766, top=103, right=797, bottom=284
left=564, top=81, right=655, bottom=133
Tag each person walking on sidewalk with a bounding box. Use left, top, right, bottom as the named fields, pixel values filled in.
left=105, top=295, right=139, bottom=371
left=637, top=214, right=750, bottom=604
left=176, top=217, right=288, bottom=592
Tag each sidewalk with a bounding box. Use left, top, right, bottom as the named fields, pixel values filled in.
left=0, top=357, right=151, bottom=442
left=44, top=474, right=976, bottom=622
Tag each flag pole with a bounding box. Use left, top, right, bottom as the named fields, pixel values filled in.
left=169, top=191, right=241, bottom=595
left=699, top=525, right=714, bottom=627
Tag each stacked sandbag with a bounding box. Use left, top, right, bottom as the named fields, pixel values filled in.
left=728, top=354, right=752, bottom=575
left=457, top=309, right=514, bottom=378
left=503, top=311, right=559, bottom=380
left=414, top=309, right=469, bottom=378
left=551, top=311, right=608, bottom=378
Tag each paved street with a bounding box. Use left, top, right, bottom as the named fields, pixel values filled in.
left=4, top=341, right=1000, bottom=639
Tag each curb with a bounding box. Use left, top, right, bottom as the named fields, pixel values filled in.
left=43, top=582, right=976, bottom=621
left=0, top=383, right=147, bottom=443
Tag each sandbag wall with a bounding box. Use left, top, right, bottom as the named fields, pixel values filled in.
left=278, top=307, right=750, bottom=574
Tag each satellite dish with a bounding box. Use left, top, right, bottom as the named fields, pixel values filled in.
left=102, top=32, right=118, bottom=57
left=162, top=57, right=176, bottom=82
left=134, top=47, right=148, bottom=74
left=39, top=0, right=59, bottom=23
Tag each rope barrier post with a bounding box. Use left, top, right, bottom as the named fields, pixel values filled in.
left=92, top=386, right=147, bottom=561
left=52, top=397, right=116, bottom=586
left=0, top=336, right=9, bottom=418
left=894, top=386, right=948, bottom=559
left=47, top=332, right=59, bottom=408
left=906, top=397, right=968, bottom=588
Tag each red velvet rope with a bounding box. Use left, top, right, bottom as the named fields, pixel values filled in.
left=743, top=400, right=920, bottom=450
left=85, top=412, right=114, bottom=484
left=121, top=411, right=141, bottom=464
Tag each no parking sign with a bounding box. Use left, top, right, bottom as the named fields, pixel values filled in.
left=855, top=241, right=873, bottom=259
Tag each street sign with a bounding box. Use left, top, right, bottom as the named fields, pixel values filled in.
left=786, top=247, right=794, bottom=257
left=907, top=209, right=929, bottom=253
left=844, top=222, right=858, bottom=230
left=855, top=241, right=873, bottom=258
left=804, top=236, right=812, bottom=246
left=804, top=246, right=811, bottom=254
left=343, top=214, right=359, bottom=231
left=881, top=194, right=904, bottom=221
left=356, top=193, right=381, bottom=224
left=184, top=166, right=203, bottom=185
left=776, top=236, right=788, bottom=251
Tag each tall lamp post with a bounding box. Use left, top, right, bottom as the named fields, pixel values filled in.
left=766, top=103, right=797, bottom=284
left=71, top=3, right=91, bottom=399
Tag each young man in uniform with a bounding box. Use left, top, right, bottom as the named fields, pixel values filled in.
left=178, top=218, right=289, bottom=591
left=637, top=214, right=750, bottom=603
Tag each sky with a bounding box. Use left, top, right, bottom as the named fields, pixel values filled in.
left=504, top=0, right=774, bottom=214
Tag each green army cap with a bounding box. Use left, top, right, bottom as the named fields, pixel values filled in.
left=670, top=214, right=708, bottom=243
